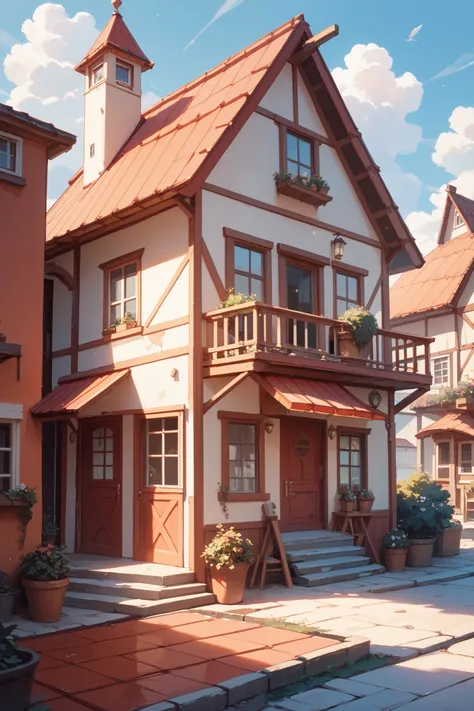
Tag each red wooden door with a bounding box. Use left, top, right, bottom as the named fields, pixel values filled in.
left=80, top=418, right=122, bottom=557
left=280, top=419, right=324, bottom=531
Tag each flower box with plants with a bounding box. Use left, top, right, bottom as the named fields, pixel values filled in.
left=273, top=172, right=332, bottom=208
left=0, top=573, right=17, bottom=624
left=434, top=519, right=463, bottom=558
left=0, top=621, right=39, bottom=711
left=202, top=524, right=253, bottom=604
left=455, top=378, right=474, bottom=409
left=357, top=489, right=375, bottom=513
left=397, top=473, right=454, bottom=568
left=104, top=311, right=137, bottom=335
left=382, top=528, right=409, bottom=572
left=338, top=489, right=357, bottom=513
left=0, top=485, right=37, bottom=546
left=337, top=307, right=378, bottom=359
left=20, top=545, right=71, bottom=623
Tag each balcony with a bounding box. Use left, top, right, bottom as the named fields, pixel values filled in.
left=203, top=302, right=432, bottom=389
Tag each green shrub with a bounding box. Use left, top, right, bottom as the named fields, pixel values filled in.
left=397, top=473, right=454, bottom=539
left=338, top=307, right=378, bottom=346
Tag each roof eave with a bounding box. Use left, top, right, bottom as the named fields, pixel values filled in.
left=75, top=45, right=154, bottom=74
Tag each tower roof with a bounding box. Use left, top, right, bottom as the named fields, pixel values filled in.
left=75, top=9, right=153, bottom=74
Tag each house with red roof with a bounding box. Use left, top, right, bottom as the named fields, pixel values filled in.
left=391, top=185, right=474, bottom=518
left=33, top=2, right=432, bottom=603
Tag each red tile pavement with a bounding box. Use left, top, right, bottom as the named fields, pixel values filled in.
left=23, top=611, right=339, bottom=710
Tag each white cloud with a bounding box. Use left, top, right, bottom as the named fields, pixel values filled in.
left=405, top=107, right=474, bottom=255
left=332, top=43, right=424, bottom=215
left=184, top=0, right=245, bottom=51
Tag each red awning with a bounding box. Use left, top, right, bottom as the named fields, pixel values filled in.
left=257, top=375, right=385, bottom=420
left=31, top=370, right=129, bottom=418
left=416, top=412, right=474, bottom=439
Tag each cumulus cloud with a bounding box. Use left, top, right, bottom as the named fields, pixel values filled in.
left=332, top=43, right=424, bottom=216
left=406, top=107, right=474, bottom=255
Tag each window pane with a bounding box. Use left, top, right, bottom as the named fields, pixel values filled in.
left=438, top=442, right=450, bottom=465
left=0, top=139, right=16, bottom=172
left=110, top=269, right=123, bottom=302
left=124, top=271, right=136, bottom=299
left=350, top=451, right=361, bottom=466
left=92, top=64, right=104, bottom=83
left=105, top=452, right=113, bottom=466
left=93, top=466, right=103, bottom=480
left=93, top=453, right=104, bottom=466
left=148, top=457, right=162, bottom=485
left=287, top=133, right=298, bottom=161
left=165, top=458, right=178, bottom=486
left=462, top=443, right=472, bottom=462
left=165, top=432, right=178, bottom=455
left=350, top=437, right=361, bottom=451
left=148, top=434, right=162, bottom=455
left=250, top=279, right=263, bottom=302
left=351, top=467, right=361, bottom=487
left=234, top=273, right=249, bottom=295
left=105, top=467, right=114, bottom=480
left=339, top=466, right=350, bottom=485
left=93, top=435, right=104, bottom=452
left=124, top=298, right=136, bottom=320
left=340, top=450, right=349, bottom=466
left=0, top=451, right=11, bottom=475
left=234, top=245, right=250, bottom=273
left=148, top=418, right=163, bottom=433
left=0, top=424, right=10, bottom=448
left=250, top=250, right=263, bottom=277
left=340, top=436, right=350, bottom=451
left=347, top=276, right=358, bottom=302
left=0, top=477, right=10, bottom=492
left=287, top=159, right=299, bottom=174
left=298, top=138, right=312, bottom=167
left=163, top=417, right=178, bottom=431
left=116, top=64, right=131, bottom=84
left=336, top=273, right=346, bottom=298
left=336, top=299, right=348, bottom=317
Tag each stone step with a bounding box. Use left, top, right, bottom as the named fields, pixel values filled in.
left=295, top=564, right=386, bottom=587
left=70, top=566, right=194, bottom=587
left=293, top=555, right=372, bottom=576
left=286, top=545, right=366, bottom=564
left=68, top=577, right=207, bottom=601
left=281, top=531, right=354, bottom=552
left=64, top=590, right=216, bottom=617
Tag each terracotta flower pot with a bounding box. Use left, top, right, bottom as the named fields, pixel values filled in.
left=340, top=500, right=356, bottom=513
left=23, top=578, right=69, bottom=622
left=434, top=525, right=462, bottom=557
left=0, top=647, right=39, bottom=711
left=407, top=539, right=434, bottom=568
left=358, top=499, right=374, bottom=513
left=0, top=590, right=17, bottom=623
left=209, top=563, right=248, bottom=604
left=336, top=327, right=368, bottom=359
left=384, top=548, right=407, bottom=572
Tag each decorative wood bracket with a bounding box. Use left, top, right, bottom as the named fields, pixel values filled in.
left=292, top=24, right=339, bottom=63
left=394, top=387, right=428, bottom=415
left=203, top=373, right=249, bottom=414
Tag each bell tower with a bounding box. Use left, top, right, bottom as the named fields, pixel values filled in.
left=75, top=0, right=154, bottom=186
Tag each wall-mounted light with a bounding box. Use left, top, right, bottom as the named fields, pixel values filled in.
left=369, top=389, right=382, bottom=409
left=328, top=424, right=337, bottom=440
left=264, top=420, right=274, bottom=435
left=331, top=234, right=347, bottom=261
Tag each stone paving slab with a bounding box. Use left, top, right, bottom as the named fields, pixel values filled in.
left=379, top=678, right=474, bottom=709
left=323, top=678, right=385, bottom=697
left=325, top=689, right=417, bottom=710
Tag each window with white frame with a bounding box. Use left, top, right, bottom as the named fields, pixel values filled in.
left=436, top=441, right=450, bottom=479
left=460, top=442, right=473, bottom=474
left=433, top=356, right=450, bottom=386
left=91, top=63, right=104, bottom=86
left=116, top=61, right=132, bottom=87
left=146, top=416, right=181, bottom=487
left=454, top=211, right=464, bottom=228
left=0, top=133, right=21, bottom=176
left=0, top=421, right=19, bottom=491
left=109, top=261, right=138, bottom=326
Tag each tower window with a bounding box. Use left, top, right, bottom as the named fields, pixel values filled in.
left=91, top=63, right=104, bottom=86
left=116, top=62, right=132, bottom=87
left=90, top=144, right=95, bottom=158
left=454, top=210, right=464, bottom=228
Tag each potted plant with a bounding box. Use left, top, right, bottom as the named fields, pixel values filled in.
left=20, top=545, right=70, bottom=623
left=338, top=489, right=357, bottom=513
left=115, top=311, right=136, bottom=332
left=357, top=489, right=375, bottom=513
left=383, top=528, right=409, bottom=572
left=0, top=621, right=39, bottom=711
left=42, top=513, right=58, bottom=546
left=0, top=573, right=17, bottom=624
left=202, top=525, right=253, bottom=604
left=273, top=172, right=332, bottom=207
left=0, top=485, right=37, bottom=546
left=434, top=520, right=463, bottom=557
left=337, top=307, right=378, bottom=359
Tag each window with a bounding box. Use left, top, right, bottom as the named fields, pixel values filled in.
left=146, top=416, right=181, bottom=487
left=0, top=421, right=20, bottom=491
left=436, top=441, right=450, bottom=479
left=286, top=132, right=313, bottom=177
left=220, top=413, right=268, bottom=501
left=338, top=431, right=368, bottom=490
left=90, top=143, right=95, bottom=158
left=92, top=427, right=114, bottom=480
left=433, top=356, right=450, bottom=387
left=224, top=228, right=272, bottom=304
left=99, top=249, right=144, bottom=332
left=335, top=271, right=361, bottom=317
left=91, top=63, right=104, bottom=86
left=0, top=133, right=21, bottom=176
left=116, top=62, right=132, bottom=87
left=454, top=211, right=464, bottom=228
left=461, top=443, right=473, bottom=474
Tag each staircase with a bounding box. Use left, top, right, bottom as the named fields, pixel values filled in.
left=281, top=530, right=385, bottom=587
left=65, top=555, right=215, bottom=617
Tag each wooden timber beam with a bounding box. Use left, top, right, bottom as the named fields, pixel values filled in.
left=203, top=372, right=249, bottom=414
left=293, top=24, right=339, bottom=63
left=394, top=387, right=428, bottom=415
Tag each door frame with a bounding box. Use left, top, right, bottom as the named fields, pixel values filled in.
left=77, top=415, right=123, bottom=556
left=279, top=415, right=328, bottom=532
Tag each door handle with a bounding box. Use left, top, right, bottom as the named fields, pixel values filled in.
left=138, top=489, right=142, bottom=499
left=285, top=480, right=295, bottom=498
left=116, top=484, right=121, bottom=501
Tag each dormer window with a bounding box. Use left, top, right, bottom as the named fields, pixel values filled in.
left=91, top=63, right=104, bottom=86
left=116, top=61, right=133, bottom=87
left=454, top=210, right=464, bottom=228
left=0, top=132, right=22, bottom=177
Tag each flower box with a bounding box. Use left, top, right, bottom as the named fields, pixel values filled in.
left=0, top=496, right=25, bottom=508
left=456, top=397, right=474, bottom=411
left=275, top=179, right=333, bottom=208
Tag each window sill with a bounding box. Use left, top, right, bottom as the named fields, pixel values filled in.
left=218, top=492, right=270, bottom=503
left=276, top=180, right=332, bottom=208
left=0, top=171, right=26, bottom=188
left=102, top=325, right=143, bottom=341
left=0, top=496, right=26, bottom=508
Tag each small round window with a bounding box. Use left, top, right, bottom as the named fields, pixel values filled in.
left=294, top=432, right=311, bottom=459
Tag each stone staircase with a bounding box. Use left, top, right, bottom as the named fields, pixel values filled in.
left=65, top=555, right=215, bottom=617
left=281, top=530, right=385, bottom=587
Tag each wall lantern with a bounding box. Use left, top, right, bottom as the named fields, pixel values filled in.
left=328, top=424, right=337, bottom=440
left=369, top=389, right=382, bottom=409
left=331, top=234, right=346, bottom=261
left=264, top=420, right=274, bottom=435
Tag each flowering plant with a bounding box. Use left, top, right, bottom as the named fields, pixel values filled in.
left=455, top=377, right=474, bottom=399
left=1, top=484, right=38, bottom=545
left=383, top=528, right=409, bottom=550
left=397, top=473, right=454, bottom=539
left=338, top=489, right=357, bottom=502
left=357, top=489, right=375, bottom=501
left=202, top=525, right=253, bottom=570
left=20, top=545, right=71, bottom=582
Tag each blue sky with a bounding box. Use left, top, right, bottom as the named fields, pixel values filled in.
left=1, top=1, right=474, bottom=252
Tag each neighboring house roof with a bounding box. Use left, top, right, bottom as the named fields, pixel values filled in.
left=75, top=11, right=153, bottom=73
left=47, top=14, right=422, bottom=275
left=0, top=102, right=76, bottom=159
left=438, top=186, right=474, bottom=245
left=416, top=411, right=474, bottom=439
left=396, top=438, right=416, bottom=449
left=390, top=231, right=474, bottom=320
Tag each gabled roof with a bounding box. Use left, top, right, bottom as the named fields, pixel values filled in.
left=75, top=12, right=153, bottom=73
left=391, top=188, right=474, bottom=321
left=47, top=14, right=422, bottom=273
left=0, top=102, right=75, bottom=159
left=416, top=412, right=474, bottom=439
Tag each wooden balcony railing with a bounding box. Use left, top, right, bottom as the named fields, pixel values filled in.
left=203, top=302, right=432, bottom=376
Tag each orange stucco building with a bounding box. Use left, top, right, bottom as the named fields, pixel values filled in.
left=0, top=103, right=75, bottom=575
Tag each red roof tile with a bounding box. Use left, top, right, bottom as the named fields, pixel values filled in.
left=31, top=371, right=129, bottom=418
left=260, top=375, right=385, bottom=420
left=416, top=412, right=474, bottom=439
left=75, top=12, right=153, bottom=73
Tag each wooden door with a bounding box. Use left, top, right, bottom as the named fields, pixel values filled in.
left=280, top=419, right=324, bottom=531
left=80, top=418, right=122, bottom=557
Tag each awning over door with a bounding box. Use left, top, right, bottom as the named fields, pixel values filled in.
left=256, top=375, right=385, bottom=420
left=416, top=412, right=474, bottom=439
left=31, top=370, right=129, bottom=418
